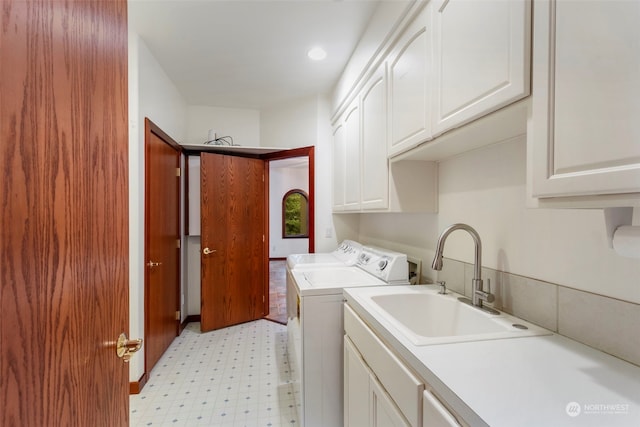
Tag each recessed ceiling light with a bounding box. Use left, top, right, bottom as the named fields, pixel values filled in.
left=307, top=47, right=327, bottom=61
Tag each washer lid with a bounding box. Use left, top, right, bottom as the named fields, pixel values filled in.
left=301, top=268, right=383, bottom=287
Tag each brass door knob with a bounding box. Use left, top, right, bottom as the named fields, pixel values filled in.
left=203, top=247, right=216, bottom=255
left=147, top=261, right=162, bottom=267
left=116, top=333, right=143, bottom=363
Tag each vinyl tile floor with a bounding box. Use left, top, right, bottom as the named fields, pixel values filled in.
left=130, top=320, right=299, bottom=427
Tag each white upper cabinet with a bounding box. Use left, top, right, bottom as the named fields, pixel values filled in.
left=343, top=99, right=362, bottom=211
left=332, top=61, right=437, bottom=214
left=333, top=67, right=390, bottom=213
left=361, top=65, right=389, bottom=210
left=388, top=2, right=433, bottom=157
left=431, top=0, right=531, bottom=136
left=332, top=123, right=346, bottom=211
left=530, top=0, right=640, bottom=200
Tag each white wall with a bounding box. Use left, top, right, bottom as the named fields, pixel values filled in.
left=356, top=136, right=640, bottom=304
left=437, top=136, right=640, bottom=303
left=128, top=33, right=188, bottom=382
left=186, top=105, right=260, bottom=146
left=269, top=164, right=309, bottom=257
left=261, top=96, right=319, bottom=148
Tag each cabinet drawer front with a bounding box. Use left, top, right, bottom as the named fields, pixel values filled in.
left=345, top=304, right=424, bottom=426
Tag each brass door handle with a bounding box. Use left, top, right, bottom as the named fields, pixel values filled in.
left=116, top=333, right=143, bottom=363
left=147, top=261, right=162, bottom=267
left=203, top=247, right=216, bottom=255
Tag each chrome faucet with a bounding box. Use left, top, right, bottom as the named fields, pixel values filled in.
left=431, top=224, right=497, bottom=313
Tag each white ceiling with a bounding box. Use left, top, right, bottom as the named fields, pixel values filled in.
left=128, top=0, right=381, bottom=110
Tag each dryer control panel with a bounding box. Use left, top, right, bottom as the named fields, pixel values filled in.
left=357, top=246, right=409, bottom=284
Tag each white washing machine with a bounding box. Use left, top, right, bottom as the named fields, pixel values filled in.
left=286, top=240, right=363, bottom=270
left=287, top=246, right=409, bottom=427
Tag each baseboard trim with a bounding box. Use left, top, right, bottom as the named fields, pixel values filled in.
left=269, top=257, right=286, bottom=261
left=130, top=372, right=148, bottom=395
left=181, top=314, right=201, bottom=333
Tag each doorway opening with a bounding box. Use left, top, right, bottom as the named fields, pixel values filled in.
left=264, top=146, right=314, bottom=324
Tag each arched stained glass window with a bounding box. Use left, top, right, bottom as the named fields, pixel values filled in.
left=282, top=189, right=309, bottom=238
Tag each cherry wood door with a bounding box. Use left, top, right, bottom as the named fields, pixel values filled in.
left=200, top=153, right=267, bottom=332
left=1, top=0, right=129, bottom=426
left=144, top=120, right=181, bottom=375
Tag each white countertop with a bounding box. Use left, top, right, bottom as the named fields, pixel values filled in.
left=344, top=285, right=640, bottom=427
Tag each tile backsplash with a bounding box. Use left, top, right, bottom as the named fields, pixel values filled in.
left=435, top=258, right=640, bottom=367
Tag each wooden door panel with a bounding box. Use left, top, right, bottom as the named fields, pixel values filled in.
left=200, top=153, right=266, bottom=332
left=1, top=0, right=129, bottom=425
left=144, top=121, right=180, bottom=375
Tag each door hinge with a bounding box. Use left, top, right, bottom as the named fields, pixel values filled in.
left=262, top=235, right=265, bottom=242
left=175, top=310, right=181, bottom=321
left=176, top=168, right=181, bottom=177
left=176, top=239, right=181, bottom=249
left=263, top=295, right=265, bottom=303
left=262, top=174, right=264, bottom=182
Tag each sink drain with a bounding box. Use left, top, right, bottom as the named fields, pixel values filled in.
left=512, top=323, right=528, bottom=330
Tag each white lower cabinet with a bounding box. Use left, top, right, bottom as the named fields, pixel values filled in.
left=344, top=336, right=409, bottom=427
left=344, top=304, right=463, bottom=427
left=423, top=390, right=461, bottom=427
left=344, top=304, right=423, bottom=426
left=344, top=336, right=371, bottom=427
left=372, top=371, right=411, bottom=427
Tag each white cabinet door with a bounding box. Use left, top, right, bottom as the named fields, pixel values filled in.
left=531, top=0, right=640, bottom=198
left=423, top=390, right=461, bottom=427
left=388, top=2, right=433, bottom=157
left=361, top=65, right=389, bottom=210
left=332, top=123, right=346, bottom=211
left=344, top=337, right=371, bottom=427
left=431, top=0, right=530, bottom=135
left=371, top=376, right=411, bottom=427
left=344, top=336, right=410, bottom=427
left=343, top=100, right=362, bottom=210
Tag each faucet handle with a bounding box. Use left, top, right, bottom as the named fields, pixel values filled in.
left=437, top=281, right=447, bottom=295
left=486, top=278, right=495, bottom=303
left=475, top=278, right=495, bottom=303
